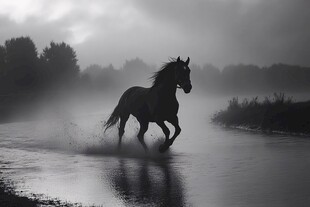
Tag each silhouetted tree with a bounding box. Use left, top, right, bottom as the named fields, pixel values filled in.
left=79, top=73, right=91, bottom=90
left=83, top=64, right=121, bottom=90
left=202, top=63, right=221, bottom=92
left=0, top=45, right=5, bottom=70
left=40, top=42, right=79, bottom=87
left=0, top=45, right=6, bottom=93
left=100, top=64, right=120, bottom=89
left=4, top=36, right=39, bottom=91
left=220, top=63, right=310, bottom=94
left=122, top=58, right=151, bottom=73
left=190, top=64, right=204, bottom=91
left=83, top=64, right=103, bottom=80
left=0, top=45, right=5, bottom=77
left=222, top=64, right=266, bottom=93
left=82, top=64, right=103, bottom=90
left=190, top=63, right=221, bottom=93
left=121, top=58, right=155, bottom=87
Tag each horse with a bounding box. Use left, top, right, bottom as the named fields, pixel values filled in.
left=104, top=56, right=192, bottom=153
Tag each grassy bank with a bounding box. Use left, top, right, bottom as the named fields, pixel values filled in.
left=212, top=93, right=310, bottom=135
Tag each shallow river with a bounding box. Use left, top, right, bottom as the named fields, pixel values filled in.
left=1, top=94, right=310, bottom=207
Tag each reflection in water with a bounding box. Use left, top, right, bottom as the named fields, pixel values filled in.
left=105, top=158, right=187, bottom=206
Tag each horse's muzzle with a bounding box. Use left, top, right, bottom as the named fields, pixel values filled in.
left=182, top=82, right=192, bottom=94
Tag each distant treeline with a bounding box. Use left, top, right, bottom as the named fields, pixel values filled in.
left=191, top=64, right=310, bottom=94
left=1, top=36, right=310, bottom=96
left=82, top=58, right=156, bottom=92
left=83, top=62, right=310, bottom=94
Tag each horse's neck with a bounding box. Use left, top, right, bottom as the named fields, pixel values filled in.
left=152, top=71, right=177, bottom=98
left=158, top=81, right=177, bottom=98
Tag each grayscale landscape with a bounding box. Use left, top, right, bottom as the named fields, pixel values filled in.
left=1, top=0, right=310, bottom=206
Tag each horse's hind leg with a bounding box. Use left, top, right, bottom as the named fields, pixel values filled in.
left=118, top=114, right=129, bottom=150
left=137, top=119, right=149, bottom=152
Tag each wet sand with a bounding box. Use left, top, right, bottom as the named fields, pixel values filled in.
left=0, top=177, right=75, bottom=207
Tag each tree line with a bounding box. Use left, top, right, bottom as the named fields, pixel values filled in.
left=190, top=63, right=310, bottom=94
left=1, top=36, right=310, bottom=96
left=84, top=61, right=310, bottom=94
left=82, top=58, right=156, bottom=92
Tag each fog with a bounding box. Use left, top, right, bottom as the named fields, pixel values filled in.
left=2, top=55, right=310, bottom=124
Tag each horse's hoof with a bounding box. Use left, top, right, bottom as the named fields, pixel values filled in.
left=159, top=144, right=169, bottom=153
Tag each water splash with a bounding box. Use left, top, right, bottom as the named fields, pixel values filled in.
left=26, top=114, right=171, bottom=159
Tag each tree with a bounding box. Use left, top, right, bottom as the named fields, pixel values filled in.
left=40, top=42, right=79, bottom=86
left=121, top=58, right=153, bottom=87
left=0, top=45, right=7, bottom=93
left=4, top=36, right=39, bottom=91
left=0, top=45, right=5, bottom=76
left=83, top=64, right=121, bottom=90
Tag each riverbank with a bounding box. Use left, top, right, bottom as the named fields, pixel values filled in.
left=0, top=181, right=38, bottom=207
left=212, top=93, right=310, bottom=135
left=0, top=177, right=76, bottom=207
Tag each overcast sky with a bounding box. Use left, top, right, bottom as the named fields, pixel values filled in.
left=0, top=0, right=309, bottom=69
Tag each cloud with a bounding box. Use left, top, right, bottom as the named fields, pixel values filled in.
left=0, top=0, right=309, bottom=68
left=133, top=0, right=310, bottom=67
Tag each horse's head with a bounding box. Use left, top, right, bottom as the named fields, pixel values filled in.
left=175, top=56, right=192, bottom=93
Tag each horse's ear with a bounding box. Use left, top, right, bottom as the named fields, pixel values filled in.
left=185, top=57, right=190, bottom=65
left=177, top=56, right=180, bottom=62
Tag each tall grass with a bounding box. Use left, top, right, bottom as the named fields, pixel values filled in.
left=212, top=93, right=294, bottom=129
left=226, top=93, right=293, bottom=111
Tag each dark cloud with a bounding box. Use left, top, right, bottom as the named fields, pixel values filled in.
left=0, top=0, right=309, bottom=68
left=133, top=0, right=310, bottom=67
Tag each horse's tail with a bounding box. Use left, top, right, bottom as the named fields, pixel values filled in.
left=104, top=101, right=123, bottom=132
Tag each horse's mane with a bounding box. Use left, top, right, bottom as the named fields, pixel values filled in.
left=151, top=58, right=177, bottom=87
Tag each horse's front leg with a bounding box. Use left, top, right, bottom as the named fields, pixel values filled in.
left=156, top=121, right=171, bottom=153
left=167, top=116, right=181, bottom=146
left=156, top=121, right=170, bottom=143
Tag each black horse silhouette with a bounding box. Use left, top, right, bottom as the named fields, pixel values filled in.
left=104, top=56, right=192, bottom=152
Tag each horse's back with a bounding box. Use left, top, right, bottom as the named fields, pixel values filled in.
left=121, top=86, right=149, bottom=101
left=118, top=86, right=150, bottom=116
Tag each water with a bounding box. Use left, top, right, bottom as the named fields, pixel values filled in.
left=1, top=94, right=310, bottom=206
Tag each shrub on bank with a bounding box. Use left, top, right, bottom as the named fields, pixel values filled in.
left=212, top=93, right=310, bottom=134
